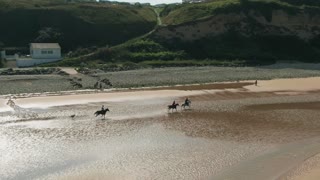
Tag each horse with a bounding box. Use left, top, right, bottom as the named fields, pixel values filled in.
left=181, top=100, right=191, bottom=109
left=94, top=108, right=110, bottom=119
left=168, top=103, right=179, bottom=112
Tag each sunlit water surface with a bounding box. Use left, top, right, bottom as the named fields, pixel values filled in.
left=0, top=98, right=266, bottom=180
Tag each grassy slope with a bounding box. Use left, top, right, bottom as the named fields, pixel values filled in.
left=0, top=0, right=157, bottom=52
left=161, top=0, right=240, bottom=25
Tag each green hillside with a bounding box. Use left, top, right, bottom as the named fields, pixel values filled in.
left=3, top=0, right=319, bottom=68
left=82, top=0, right=320, bottom=67
left=0, top=0, right=157, bottom=52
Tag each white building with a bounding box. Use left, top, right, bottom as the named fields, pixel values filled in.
left=17, top=43, right=62, bottom=67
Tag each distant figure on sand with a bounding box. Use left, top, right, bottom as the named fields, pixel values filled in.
left=255, top=80, right=258, bottom=86
left=6, top=98, right=16, bottom=108
left=185, top=98, right=190, bottom=106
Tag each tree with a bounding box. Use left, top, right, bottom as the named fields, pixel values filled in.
left=35, top=27, right=63, bottom=43
left=0, top=41, right=4, bottom=51
left=240, top=0, right=249, bottom=5
left=0, top=41, right=4, bottom=67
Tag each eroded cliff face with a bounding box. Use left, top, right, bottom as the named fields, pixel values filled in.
left=153, top=10, right=320, bottom=41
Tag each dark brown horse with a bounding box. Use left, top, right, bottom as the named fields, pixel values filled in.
left=181, top=100, right=191, bottom=109
left=94, top=108, right=110, bottom=119
left=168, top=103, right=179, bottom=112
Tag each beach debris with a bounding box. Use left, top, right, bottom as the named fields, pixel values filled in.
left=93, top=78, right=112, bottom=90
left=55, top=69, right=69, bottom=76
left=100, top=78, right=113, bottom=87
left=94, top=81, right=99, bottom=89
left=0, top=68, right=58, bottom=75
left=69, top=78, right=83, bottom=88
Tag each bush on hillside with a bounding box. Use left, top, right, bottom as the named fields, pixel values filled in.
left=279, top=0, right=320, bottom=6
left=128, top=51, right=186, bottom=62
left=34, top=27, right=63, bottom=43
left=90, top=48, right=113, bottom=61
left=154, top=31, right=320, bottom=63
left=125, top=39, right=164, bottom=53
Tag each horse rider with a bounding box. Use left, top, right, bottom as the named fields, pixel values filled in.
left=185, top=97, right=190, bottom=106
left=101, top=105, right=105, bottom=111
left=172, top=100, right=176, bottom=106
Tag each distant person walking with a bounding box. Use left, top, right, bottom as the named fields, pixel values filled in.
left=255, top=80, right=258, bottom=86
left=6, top=97, right=16, bottom=108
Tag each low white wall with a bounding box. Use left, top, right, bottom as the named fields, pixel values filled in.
left=16, top=58, right=62, bottom=67
left=5, top=54, right=19, bottom=61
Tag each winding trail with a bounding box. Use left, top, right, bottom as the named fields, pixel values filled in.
left=154, top=8, right=162, bottom=26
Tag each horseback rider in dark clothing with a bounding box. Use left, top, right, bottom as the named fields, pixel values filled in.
left=185, top=98, right=190, bottom=106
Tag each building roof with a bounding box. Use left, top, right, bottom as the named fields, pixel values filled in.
left=30, top=43, right=61, bottom=49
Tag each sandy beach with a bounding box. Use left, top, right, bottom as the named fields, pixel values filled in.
left=1, top=77, right=320, bottom=180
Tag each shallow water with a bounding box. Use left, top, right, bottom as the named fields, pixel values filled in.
left=0, top=93, right=269, bottom=180
left=1, top=89, right=320, bottom=180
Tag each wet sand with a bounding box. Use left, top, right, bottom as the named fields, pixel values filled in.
left=1, top=77, right=320, bottom=179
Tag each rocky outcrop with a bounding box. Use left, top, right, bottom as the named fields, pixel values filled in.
left=153, top=10, right=320, bottom=41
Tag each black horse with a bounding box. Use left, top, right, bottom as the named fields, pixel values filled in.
left=168, top=103, right=179, bottom=112
left=94, top=108, right=110, bottom=119
left=181, top=100, right=191, bottom=109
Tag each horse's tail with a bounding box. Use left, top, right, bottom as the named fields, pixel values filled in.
left=94, top=111, right=98, bottom=115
